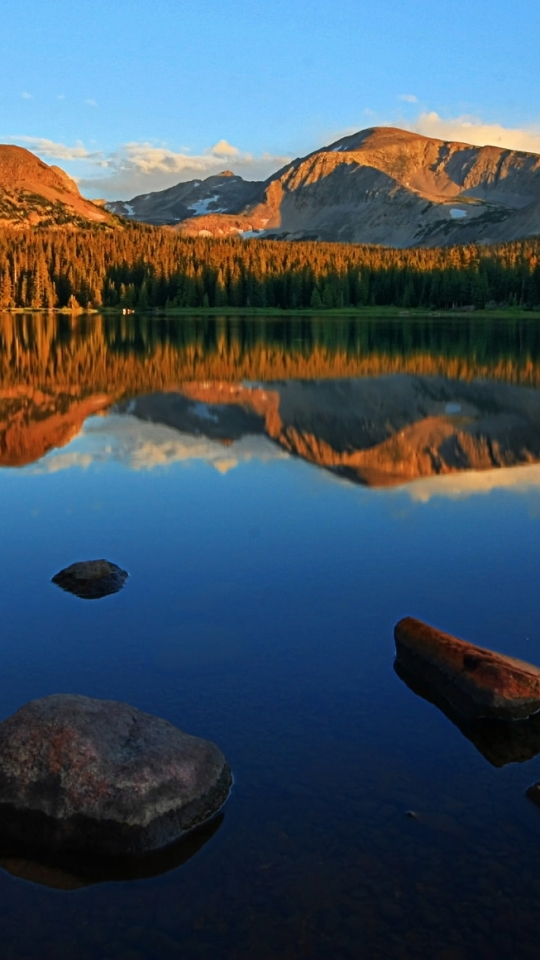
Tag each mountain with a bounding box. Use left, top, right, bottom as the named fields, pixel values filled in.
left=0, top=145, right=115, bottom=227
left=107, top=126, right=540, bottom=247
left=106, top=170, right=261, bottom=226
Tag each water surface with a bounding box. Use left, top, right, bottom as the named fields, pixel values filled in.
left=2, top=313, right=540, bottom=959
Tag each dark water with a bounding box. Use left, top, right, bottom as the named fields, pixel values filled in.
left=2, top=313, right=540, bottom=958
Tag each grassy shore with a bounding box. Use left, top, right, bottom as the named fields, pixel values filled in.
left=4, top=305, right=540, bottom=320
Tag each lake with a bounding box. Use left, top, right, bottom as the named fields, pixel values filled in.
left=2, top=312, right=540, bottom=959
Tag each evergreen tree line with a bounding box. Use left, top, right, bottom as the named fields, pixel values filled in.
left=1, top=224, right=540, bottom=310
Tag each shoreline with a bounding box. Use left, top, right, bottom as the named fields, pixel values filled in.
left=3, top=306, right=540, bottom=320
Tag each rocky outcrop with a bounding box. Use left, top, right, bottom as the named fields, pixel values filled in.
left=0, top=695, right=232, bottom=854
left=52, top=559, right=128, bottom=599
left=394, top=617, right=540, bottom=719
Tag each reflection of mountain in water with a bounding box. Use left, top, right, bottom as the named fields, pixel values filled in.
left=4, top=313, right=540, bottom=487
left=117, top=376, right=540, bottom=487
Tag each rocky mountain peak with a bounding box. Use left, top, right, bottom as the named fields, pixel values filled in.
left=0, top=144, right=114, bottom=228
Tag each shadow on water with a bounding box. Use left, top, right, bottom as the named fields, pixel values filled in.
left=394, top=659, right=540, bottom=767
left=0, top=813, right=224, bottom=890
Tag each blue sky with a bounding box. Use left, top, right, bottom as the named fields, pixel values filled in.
left=2, top=0, right=540, bottom=199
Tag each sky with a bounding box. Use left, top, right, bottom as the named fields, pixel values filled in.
left=2, top=0, right=540, bottom=200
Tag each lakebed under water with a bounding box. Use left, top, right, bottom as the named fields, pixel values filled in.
left=2, top=313, right=540, bottom=958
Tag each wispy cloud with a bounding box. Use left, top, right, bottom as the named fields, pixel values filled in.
left=84, top=98, right=97, bottom=107
left=16, top=136, right=105, bottom=163
left=82, top=140, right=289, bottom=198
left=412, top=111, right=540, bottom=154
left=10, top=134, right=290, bottom=199
left=398, top=94, right=418, bottom=103
left=21, top=92, right=32, bottom=100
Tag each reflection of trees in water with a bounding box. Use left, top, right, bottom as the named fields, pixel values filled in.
left=2, top=313, right=540, bottom=393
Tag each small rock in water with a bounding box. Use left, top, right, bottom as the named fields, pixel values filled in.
left=0, top=694, right=232, bottom=854
left=526, top=782, right=540, bottom=809
left=51, top=559, right=128, bottom=599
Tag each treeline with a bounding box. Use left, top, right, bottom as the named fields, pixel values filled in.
left=1, top=224, right=540, bottom=310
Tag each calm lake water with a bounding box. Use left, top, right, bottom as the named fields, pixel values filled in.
left=2, top=313, right=540, bottom=959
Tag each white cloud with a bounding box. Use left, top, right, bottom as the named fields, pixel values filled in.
left=412, top=111, right=540, bottom=154
left=210, top=139, right=241, bottom=158
left=84, top=98, right=97, bottom=107
left=80, top=141, right=290, bottom=198
left=21, top=92, right=32, bottom=100
left=398, top=94, right=418, bottom=103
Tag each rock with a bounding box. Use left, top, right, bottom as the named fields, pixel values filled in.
left=51, top=559, right=128, bottom=599
left=394, top=658, right=540, bottom=766
left=394, top=617, right=540, bottom=720
left=526, top=783, right=540, bottom=811
left=0, top=695, right=232, bottom=854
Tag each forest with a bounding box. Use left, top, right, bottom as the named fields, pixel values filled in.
left=1, top=223, right=540, bottom=311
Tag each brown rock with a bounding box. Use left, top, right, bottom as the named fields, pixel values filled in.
left=51, top=559, right=128, bottom=599
left=0, top=695, right=232, bottom=854
left=394, top=617, right=540, bottom=720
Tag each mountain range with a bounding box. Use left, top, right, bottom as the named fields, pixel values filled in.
left=106, top=126, right=540, bottom=247
left=2, top=126, right=540, bottom=245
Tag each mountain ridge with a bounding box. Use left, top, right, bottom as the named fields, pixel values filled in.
left=105, top=126, right=540, bottom=247
left=0, top=145, right=116, bottom=228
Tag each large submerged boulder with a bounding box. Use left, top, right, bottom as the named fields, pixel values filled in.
left=394, top=617, right=540, bottom=720
left=0, top=695, right=232, bottom=854
left=52, top=559, right=128, bottom=599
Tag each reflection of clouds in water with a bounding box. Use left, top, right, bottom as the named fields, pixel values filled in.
left=38, top=452, right=93, bottom=474
left=404, top=464, right=540, bottom=502
left=34, top=415, right=287, bottom=474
